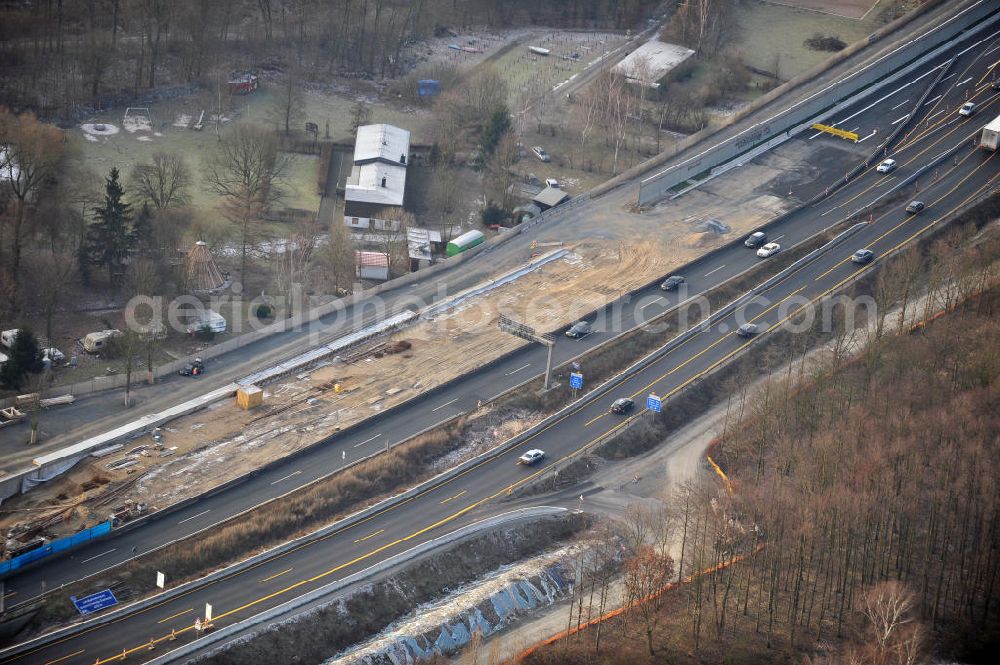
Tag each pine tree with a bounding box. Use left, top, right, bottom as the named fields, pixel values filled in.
left=86, top=168, right=133, bottom=286
left=0, top=326, right=42, bottom=390
left=132, top=202, right=155, bottom=257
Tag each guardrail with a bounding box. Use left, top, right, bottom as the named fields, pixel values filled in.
left=636, top=0, right=996, bottom=205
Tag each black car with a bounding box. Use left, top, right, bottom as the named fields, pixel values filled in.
left=610, top=397, right=634, bottom=414
left=851, top=249, right=875, bottom=265
left=179, top=358, right=205, bottom=376
left=744, top=231, right=767, bottom=248
left=660, top=275, right=685, bottom=291
left=565, top=321, right=592, bottom=338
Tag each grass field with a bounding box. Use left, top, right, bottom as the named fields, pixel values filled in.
left=732, top=0, right=896, bottom=78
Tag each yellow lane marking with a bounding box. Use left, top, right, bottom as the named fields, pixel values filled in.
left=440, top=490, right=466, bottom=505
left=260, top=568, right=293, bottom=583
left=814, top=148, right=993, bottom=282
left=67, top=176, right=1000, bottom=665
left=43, top=650, right=84, bottom=665
left=584, top=411, right=608, bottom=427
left=630, top=287, right=803, bottom=400
left=156, top=607, right=193, bottom=624
left=354, top=529, right=384, bottom=543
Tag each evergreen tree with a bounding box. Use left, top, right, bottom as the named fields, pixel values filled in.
left=86, top=168, right=133, bottom=285
left=479, top=106, right=511, bottom=157
left=132, top=202, right=155, bottom=257
left=0, top=327, right=42, bottom=390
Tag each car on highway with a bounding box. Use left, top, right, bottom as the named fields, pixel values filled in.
left=517, top=449, right=545, bottom=465
left=660, top=275, right=685, bottom=291
left=756, top=242, right=781, bottom=258
left=565, top=320, right=592, bottom=338
left=737, top=323, right=759, bottom=338
left=959, top=102, right=977, bottom=117
left=610, top=397, right=635, bottom=414
left=179, top=357, right=205, bottom=376
left=877, top=159, right=896, bottom=173
left=851, top=248, right=875, bottom=264
left=532, top=146, right=550, bottom=162
left=744, top=231, right=767, bottom=248
left=905, top=200, right=925, bottom=214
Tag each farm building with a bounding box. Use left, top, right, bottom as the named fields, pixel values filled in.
left=532, top=186, right=569, bottom=211
left=344, top=124, right=411, bottom=231
left=355, top=250, right=390, bottom=281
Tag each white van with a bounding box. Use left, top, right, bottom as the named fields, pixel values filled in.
left=187, top=309, right=227, bottom=334
left=1, top=329, right=19, bottom=349
left=83, top=330, right=123, bottom=353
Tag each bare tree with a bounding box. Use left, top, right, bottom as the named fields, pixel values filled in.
left=272, top=66, right=306, bottom=135
left=314, top=219, right=356, bottom=295
left=483, top=131, right=519, bottom=211
left=203, top=124, right=289, bottom=281
left=372, top=207, right=412, bottom=277
left=0, top=108, right=66, bottom=289
left=132, top=152, right=192, bottom=210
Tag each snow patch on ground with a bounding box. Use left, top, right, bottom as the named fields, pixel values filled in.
left=80, top=122, right=120, bottom=136
left=329, top=546, right=580, bottom=665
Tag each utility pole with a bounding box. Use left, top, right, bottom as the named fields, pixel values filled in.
left=498, top=315, right=557, bottom=390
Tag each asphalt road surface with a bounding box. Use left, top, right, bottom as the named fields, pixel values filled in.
left=3, top=22, right=1000, bottom=665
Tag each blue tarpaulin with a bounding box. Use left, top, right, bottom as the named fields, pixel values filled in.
left=418, top=79, right=441, bottom=97
left=0, top=520, right=112, bottom=577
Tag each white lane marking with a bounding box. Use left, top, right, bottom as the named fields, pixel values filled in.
left=178, top=509, right=211, bottom=525
left=927, top=109, right=945, bottom=120
left=505, top=363, right=531, bottom=376
left=81, top=549, right=117, bottom=564
left=923, top=94, right=943, bottom=106
left=849, top=126, right=860, bottom=133
left=957, top=77, right=973, bottom=86
left=270, top=470, right=302, bottom=485
left=986, top=45, right=1000, bottom=56
left=857, top=130, right=878, bottom=143
left=640, top=297, right=667, bottom=314
left=704, top=265, right=726, bottom=277
left=890, top=99, right=911, bottom=111
left=810, top=63, right=945, bottom=139
left=941, top=73, right=958, bottom=81
left=820, top=207, right=836, bottom=217
left=772, top=235, right=784, bottom=242
left=891, top=115, right=909, bottom=125
left=353, top=433, right=381, bottom=448
left=432, top=397, right=459, bottom=412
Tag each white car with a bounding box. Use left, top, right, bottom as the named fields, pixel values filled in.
left=531, top=146, right=550, bottom=162
left=959, top=102, right=977, bottom=117
left=756, top=242, right=781, bottom=258
left=876, top=158, right=896, bottom=173
left=42, top=347, right=65, bottom=362
left=517, top=449, right=545, bottom=465
left=544, top=178, right=560, bottom=188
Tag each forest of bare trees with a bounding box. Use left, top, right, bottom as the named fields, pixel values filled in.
left=522, top=215, right=1000, bottom=665
left=0, top=0, right=658, bottom=120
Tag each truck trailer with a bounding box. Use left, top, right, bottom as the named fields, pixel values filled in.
left=980, top=114, right=1000, bottom=150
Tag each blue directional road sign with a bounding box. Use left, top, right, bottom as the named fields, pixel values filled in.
left=646, top=393, right=662, bottom=413
left=569, top=372, right=583, bottom=390
left=71, top=588, right=118, bottom=615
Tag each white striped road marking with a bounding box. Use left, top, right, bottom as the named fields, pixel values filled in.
left=353, top=433, right=381, bottom=448
left=923, top=95, right=943, bottom=106
left=891, top=115, right=909, bottom=125
left=957, top=77, right=973, bottom=86
left=178, top=509, right=210, bottom=525
left=81, top=549, right=116, bottom=564
left=432, top=397, right=459, bottom=412
left=890, top=99, right=911, bottom=110
left=927, top=109, right=945, bottom=120
left=704, top=265, right=726, bottom=277
left=270, top=470, right=302, bottom=485
left=640, top=297, right=667, bottom=314
left=505, top=364, right=531, bottom=376
left=857, top=131, right=878, bottom=143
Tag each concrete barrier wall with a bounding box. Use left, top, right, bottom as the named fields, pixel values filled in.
left=634, top=0, right=992, bottom=205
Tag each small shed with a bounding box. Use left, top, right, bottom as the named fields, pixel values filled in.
left=355, top=250, right=390, bottom=281
left=185, top=241, right=228, bottom=295
left=532, top=186, right=570, bottom=211
left=237, top=385, right=264, bottom=410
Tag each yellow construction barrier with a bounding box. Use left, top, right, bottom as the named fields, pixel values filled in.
left=811, top=123, right=859, bottom=142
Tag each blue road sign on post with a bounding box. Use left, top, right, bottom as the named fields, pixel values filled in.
left=646, top=393, right=662, bottom=413
left=71, top=589, right=118, bottom=615
left=569, top=372, right=583, bottom=390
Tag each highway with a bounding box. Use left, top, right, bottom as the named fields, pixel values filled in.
left=3, top=23, right=1000, bottom=665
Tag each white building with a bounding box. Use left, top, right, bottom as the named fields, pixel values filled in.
left=344, top=124, right=410, bottom=230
